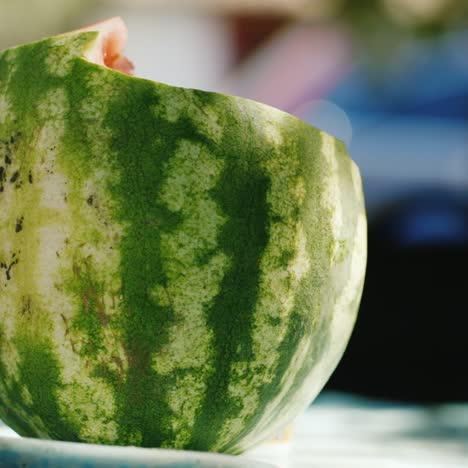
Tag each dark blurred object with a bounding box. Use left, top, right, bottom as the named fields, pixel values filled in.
left=230, top=15, right=286, bottom=63
left=338, top=0, right=468, bottom=66
left=329, top=189, right=468, bottom=403
left=344, top=0, right=468, bottom=33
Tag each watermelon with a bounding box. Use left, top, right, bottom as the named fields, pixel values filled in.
left=0, top=17, right=367, bottom=453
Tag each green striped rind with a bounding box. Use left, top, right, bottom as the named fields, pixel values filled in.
left=0, top=28, right=366, bottom=453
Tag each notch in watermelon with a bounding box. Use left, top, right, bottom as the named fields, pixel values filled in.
left=80, top=17, right=134, bottom=75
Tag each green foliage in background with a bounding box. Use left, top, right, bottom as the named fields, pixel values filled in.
left=339, top=0, right=467, bottom=47
left=307, top=0, right=468, bottom=70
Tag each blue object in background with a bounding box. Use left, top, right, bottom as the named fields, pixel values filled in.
left=387, top=191, right=468, bottom=247
left=304, top=29, right=468, bottom=222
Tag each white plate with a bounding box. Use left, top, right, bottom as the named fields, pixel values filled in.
left=0, top=436, right=275, bottom=468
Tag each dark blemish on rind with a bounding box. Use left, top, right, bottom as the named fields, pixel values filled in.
left=28, top=172, right=33, bottom=184
left=0, top=166, right=5, bottom=192
left=86, top=195, right=94, bottom=206
left=112, top=356, right=125, bottom=384
left=5, top=258, right=19, bottom=280
left=5, top=155, right=11, bottom=165
left=15, top=216, right=23, bottom=233
left=60, top=314, right=77, bottom=353
left=21, top=296, right=32, bottom=316
left=9, top=171, right=19, bottom=183
left=56, top=251, right=60, bottom=258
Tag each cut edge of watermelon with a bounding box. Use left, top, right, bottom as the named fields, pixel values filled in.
left=79, top=17, right=134, bottom=75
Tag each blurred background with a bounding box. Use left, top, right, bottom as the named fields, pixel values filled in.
left=1, top=0, right=467, bottom=464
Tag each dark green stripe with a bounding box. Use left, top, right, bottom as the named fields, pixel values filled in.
left=2, top=34, right=96, bottom=128
left=0, top=52, right=8, bottom=84
left=0, top=327, right=49, bottom=438
left=187, top=97, right=273, bottom=451
left=2, top=42, right=51, bottom=115
left=85, top=67, right=223, bottom=447
left=220, top=121, right=333, bottom=452
left=107, top=79, right=174, bottom=447
left=12, top=332, right=79, bottom=441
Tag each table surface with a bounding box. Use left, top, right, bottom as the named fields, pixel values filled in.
left=246, top=392, right=468, bottom=467
left=1, top=392, right=467, bottom=468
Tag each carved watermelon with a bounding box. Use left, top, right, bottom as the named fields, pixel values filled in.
left=0, top=17, right=366, bottom=453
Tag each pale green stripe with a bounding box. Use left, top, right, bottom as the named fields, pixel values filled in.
left=151, top=139, right=230, bottom=449
left=14, top=64, right=129, bottom=443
